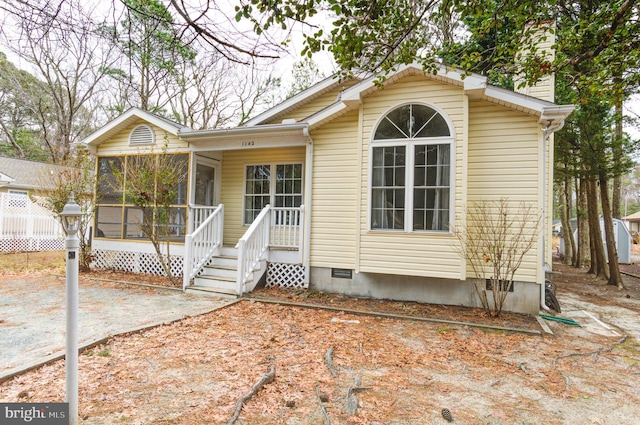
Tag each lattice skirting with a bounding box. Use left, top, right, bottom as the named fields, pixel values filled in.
left=0, top=238, right=64, bottom=252
left=92, top=249, right=184, bottom=277
left=266, top=262, right=307, bottom=289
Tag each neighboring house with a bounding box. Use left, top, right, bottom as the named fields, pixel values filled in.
left=623, top=211, right=640, bottom=234
left=81, top=63, right=574, bottom=314
left=0, top=156, right=67, bottom=251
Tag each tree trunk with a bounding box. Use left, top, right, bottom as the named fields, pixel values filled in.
left=599, top=175, right=626, bottom=289
left=612, top=81, right=624, bottom=219
left=586, top=176, right=608, bottom=279
left=577, top=176, right=590, bottom=268
left=559, top=176, right=574, bottom=264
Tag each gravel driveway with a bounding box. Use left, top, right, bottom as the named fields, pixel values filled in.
left=0, top=274, right=233, bottom=381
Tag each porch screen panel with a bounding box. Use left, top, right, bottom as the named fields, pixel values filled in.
left=96, top=206, right=122, bottom=238
left=244, top=165, right=271, bottom=224
left=371, top=146, right=405, bottom=230
left=95, top=153, right=189, bottom=241
left=124, top=207, right=145, bottom=239
left=97, top=157, right=123, bottom=204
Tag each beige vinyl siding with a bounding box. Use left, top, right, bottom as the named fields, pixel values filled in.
left=514, top=28, right=555, bottom=102
left=467, top=100, right=541, bottom=281
left=95, top=120, right=188, bottom=156
left=308, top=110, right=359, bottom=269
left=220, top=147, right=306, bottom=245
left=358, top=75, right=465, bottom=279
left=270, top=83, right=357, bottom=124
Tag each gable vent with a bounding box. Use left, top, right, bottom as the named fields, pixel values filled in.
left=129, top=124, right=155, bottom=146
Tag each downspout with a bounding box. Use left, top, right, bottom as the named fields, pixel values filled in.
left=303, top=127, right=313, bottom=284
left=540, top=120, right=565, bottom=311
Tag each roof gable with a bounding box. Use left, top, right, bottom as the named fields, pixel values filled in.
left=244, top=75, right=361, bottom=127
left=251, top=63, right=574, bottom=131
left=81, top=107, right=189, bottom=152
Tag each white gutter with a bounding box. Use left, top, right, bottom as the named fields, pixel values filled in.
left=178, top=122, right=309, bottom=141
left=540, top=119, right=566, bottom=311
left=303, top=127, right=313, bottom=284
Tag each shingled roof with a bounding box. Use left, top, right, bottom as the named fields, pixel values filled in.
left=0, top=156, right=76, bottom=191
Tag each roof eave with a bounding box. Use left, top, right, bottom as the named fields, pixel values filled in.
left=179, top=122, right=310, bottom=142
left=244, top=75, right=348, bottom=127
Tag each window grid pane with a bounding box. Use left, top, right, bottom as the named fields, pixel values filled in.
left=244, top=165, right=271, bottom=224
left=413, top=144, right=450, bottom=231
left=274, top=164, right=303, bottom=214
left=371, top=146, right=405, bottom=229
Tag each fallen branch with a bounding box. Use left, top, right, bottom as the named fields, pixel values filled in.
left=226, top=364, right=276, bottom=425
left=553, top=334, right=628, bottom=367
left=316, top=386, right=331, bottom=425
left=346, top=375, right=370, bottom=415
left=325, top=347, right=339, bottom=377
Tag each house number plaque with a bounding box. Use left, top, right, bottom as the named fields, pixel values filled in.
left=68, top=251, right=76, bottom=260
left=241, top=141, right=255, bottom=147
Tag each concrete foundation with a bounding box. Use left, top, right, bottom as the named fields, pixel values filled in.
left=309, top=267, right=541, bottom=315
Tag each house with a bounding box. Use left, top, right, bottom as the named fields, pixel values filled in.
left=623, top=211, right=640, bottom=234
left=0, top=156, right=68, bottom=251
left=81, top=63, right=574, bottom=314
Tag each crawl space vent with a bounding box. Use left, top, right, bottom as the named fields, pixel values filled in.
left=331, top=268, right=353, bottom=279
left=129, top=124, right=155, bottom=146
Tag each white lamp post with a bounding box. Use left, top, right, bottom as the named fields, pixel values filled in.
left=60, top=192, right=82, bottom=425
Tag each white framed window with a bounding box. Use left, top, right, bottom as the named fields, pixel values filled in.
left=244, top=163, right=303, bottom=224
left=8, top=190, right=29, bottom=208
left=370, top=103, right=453, bottom=232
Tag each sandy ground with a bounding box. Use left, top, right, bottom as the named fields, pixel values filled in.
left=0, top=273, right=232, bottom=380
left=1, top=262, right=639, bottom=424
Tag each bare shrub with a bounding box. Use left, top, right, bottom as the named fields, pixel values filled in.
left=453, top=199, right=540, bottom=317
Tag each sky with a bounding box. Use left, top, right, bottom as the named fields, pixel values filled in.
left=0, top=0, right=637, bottom=138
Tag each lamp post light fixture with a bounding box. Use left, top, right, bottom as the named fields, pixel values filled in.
left=60, top=192, right=83, bottom=425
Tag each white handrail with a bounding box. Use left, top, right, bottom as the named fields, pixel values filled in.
left=237, top=204, right=271, bottom=296
left=270, top=205, right=304, bottom=249
left=189, top=205, right=219, bottom=233
left=183, top=204, right=224, bottom=290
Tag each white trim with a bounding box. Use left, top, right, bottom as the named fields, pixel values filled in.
left=355, top=103, right=364, bottom=274
left=179, top=122, right=309, bottom=141
left=0, top=172, right=15, bottom=185
left=305, top=63, right=573, bottom=133
left=303, top=138, right=313, bottom=284
left=244, top=75, right=347, bottom=126
left=191, top=155, right=221, bottom=207
left=81, top=107, right=187, bottom=152
left=368, top=102, right=455, bottom=234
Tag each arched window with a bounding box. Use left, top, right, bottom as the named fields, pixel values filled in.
left=370, top=103, right=453, bottom=232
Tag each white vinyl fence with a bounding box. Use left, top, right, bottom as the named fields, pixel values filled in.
left=0, top=191, right=64, bottom=252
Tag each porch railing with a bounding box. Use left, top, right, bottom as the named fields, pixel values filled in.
left=0, top=192, right=65, bottom=252
left=189, top=205, right=220, bottom=233
left=270, top=206, right=304, bottom=250
left=236, top=204, right=305, bottom=295
left=236, top=205, right=271, bottom=296
left=183, top=204, right=224, bottom=290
